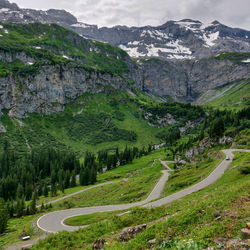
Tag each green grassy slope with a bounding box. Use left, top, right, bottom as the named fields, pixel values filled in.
left=195, top=79, right=250, bottom=110
left=0, top=22, right=130, bottom=77
left=0, top=89, right=204, bottom=154
left=31, top=151, right=250, bottom=250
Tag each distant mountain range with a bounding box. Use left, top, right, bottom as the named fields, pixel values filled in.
left=0, top=0, right=249, bottom=60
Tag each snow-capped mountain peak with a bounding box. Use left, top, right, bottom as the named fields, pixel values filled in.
left=0, top=0, right=249, bottom=60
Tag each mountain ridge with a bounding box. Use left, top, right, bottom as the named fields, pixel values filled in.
left=0, top=0, right=249, bottom=60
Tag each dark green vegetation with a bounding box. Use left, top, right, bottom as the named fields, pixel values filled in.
left=0, top=22, right=129, bottom=77
left=0, top=198, right=9, bottom=234
left=0, top=147, right=80, bottom=217
left=32, top=151, right=250, bottom=250
left=0, top=143, right=152, bottom=217
left=206, top=106, right=250, bottom=139
left=215, top=52, right=250, bottom=64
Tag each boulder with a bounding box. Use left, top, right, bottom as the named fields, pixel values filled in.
left=226, top=239, right=249, bottom=249
left=119, top=224, right=147, bottom=242
left=241, top=228, right=250, bottom=239
left=0, top=124, right=6, bottom=133
left=92, top=238, right=105, bottom=250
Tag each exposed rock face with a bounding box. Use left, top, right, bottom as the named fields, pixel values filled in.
left=0, top=65, right=142, bottom=118
left=0, top=53, right=249, bottom=117
left=219, top=136, right=233, bottom=144
left=92, top=239, right=106, bottom=249
left=0, top=1, right=249, bottom=60
left=72, top=20, right=250, bottom=61
left=0, top=123, right=6, bottom=132
left=0, top=0, right=77, bottom=25
left=0, top=0, right=19, bottom=11
left=0, top=1, right=249, bottom=117
left=185, top=137, right=211, bottom=158
left=142, top=58, right=250, bottom=101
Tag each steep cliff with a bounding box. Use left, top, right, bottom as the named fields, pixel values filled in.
left=0, top=22, right=142, bottom=117
left=142, top=55, right=250, bottom=102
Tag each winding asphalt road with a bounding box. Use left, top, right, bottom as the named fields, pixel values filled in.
left=37, top=149, right=249, bottom=233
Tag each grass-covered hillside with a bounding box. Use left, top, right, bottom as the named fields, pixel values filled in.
left=0, top=88, right=205, bottom=154
left=31, top=150, right=250, bottom=250
left=0, top=22, right=131, bottom=77
left=195, top=79, right=250, bottom=109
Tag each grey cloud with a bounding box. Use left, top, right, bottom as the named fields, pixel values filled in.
left=12, top=0, right=250, bottom=29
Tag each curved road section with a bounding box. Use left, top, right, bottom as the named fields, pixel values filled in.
left=37, top=149, right=249, bottom=233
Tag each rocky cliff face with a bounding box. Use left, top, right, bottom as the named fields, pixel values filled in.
left=0, top=0, right=249, bottom=61
left=0, top=0, right=77, bottom=25
left=0, top=22, right=143, bottom=118
left=142, top=58, right=250, bottom=101
left=1, top=54, right=249, bottom=118
left=0, top=65, right=143, bottom=118
left=0, top=2, right=249, bottom=118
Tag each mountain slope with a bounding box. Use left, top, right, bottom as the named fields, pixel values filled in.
left=0, top=88, right=206, bottom=154
left=0, top=22, right=142, bottom=118
left=195, top=78, right=250, bottom=109
left=0, top=22, right=249, bottom=117
left=0, top=0, right=249, bottom=61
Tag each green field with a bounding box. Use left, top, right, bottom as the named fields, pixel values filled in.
left=65, top=211, right=124, bottom=226
left=56, top=147, right=226, bottom=227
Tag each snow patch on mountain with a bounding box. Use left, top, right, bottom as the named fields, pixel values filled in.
left=0, top=8, right=9, bottom=13
left=71, top=23, right=93, bottom=28
left=242, top=59, right=250, bottom=63
left=119, top=45, right=145, bottom=57
left=203, top=31, right=220, bottom=47
left=119, top=39, right=193, bottom=59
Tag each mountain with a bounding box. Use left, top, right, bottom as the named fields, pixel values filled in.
left=71, top=19, right=250, bottom=60
left=0, top=0, right=249, bottom=60
left=0, top=22, right=249, bottom=118
left=0, top=22, right=141, bottom=118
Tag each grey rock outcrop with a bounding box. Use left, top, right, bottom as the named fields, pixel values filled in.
left=0, top=65, right=142, bottom=118
left=185, top=137, right=211, bottom=158
left=0, top=0, right=76, bottom=25
left=71, top=19, right=250, bottom=61
left=0, top=123, right=6, bottom=132
left=119, top=224, right=147, bottom=242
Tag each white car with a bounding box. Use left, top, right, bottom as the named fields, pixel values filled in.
left=226, top=156, right=230, bottom=160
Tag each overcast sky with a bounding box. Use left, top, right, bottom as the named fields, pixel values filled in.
left=11, top=0, right=250, bottom=30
